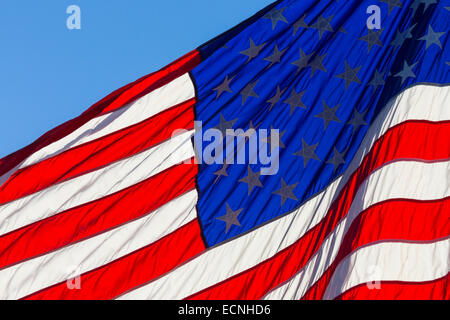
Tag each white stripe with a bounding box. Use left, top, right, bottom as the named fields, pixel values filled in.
left=0, top=190, right=198, bottom=300
left=263, top=161, right=450, bottom=300
left=348, top=84, right=450, bottom=176
left=0, top=73, right=194, bottom=187
left=323, top=239, right=450, bottom=300
left=0, top=130, right=194, bottom=236
left=119, top=160, right=450, bottom=300
left=118, top=84, right=450, bottom=300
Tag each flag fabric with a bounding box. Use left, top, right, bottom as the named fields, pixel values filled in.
left=0, top=0, right=449, bottom=300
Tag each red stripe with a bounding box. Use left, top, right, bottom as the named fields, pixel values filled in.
left=23, top=219, right=206, bottom=300
left=0, top=162, right=197, bottom=270
left=0, top=50, right=200, bottom=178
left=185, top=120, right=450, bottom=300
left=301, top=197, right=450, bottom=300
left=335, top=274, right=449, bottom=300
left=0, top=99, right=195, bottom=205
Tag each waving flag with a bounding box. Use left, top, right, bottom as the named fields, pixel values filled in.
left=0, top=0, right=449, bottom=300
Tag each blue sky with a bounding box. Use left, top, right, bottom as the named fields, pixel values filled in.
left=0, top=0, right=273, bottom=158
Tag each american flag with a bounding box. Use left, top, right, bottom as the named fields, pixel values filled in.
left=0, top=0, right=448, bottom=300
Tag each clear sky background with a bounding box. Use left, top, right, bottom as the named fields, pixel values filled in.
left=0, top=0, right=273, bottom=158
